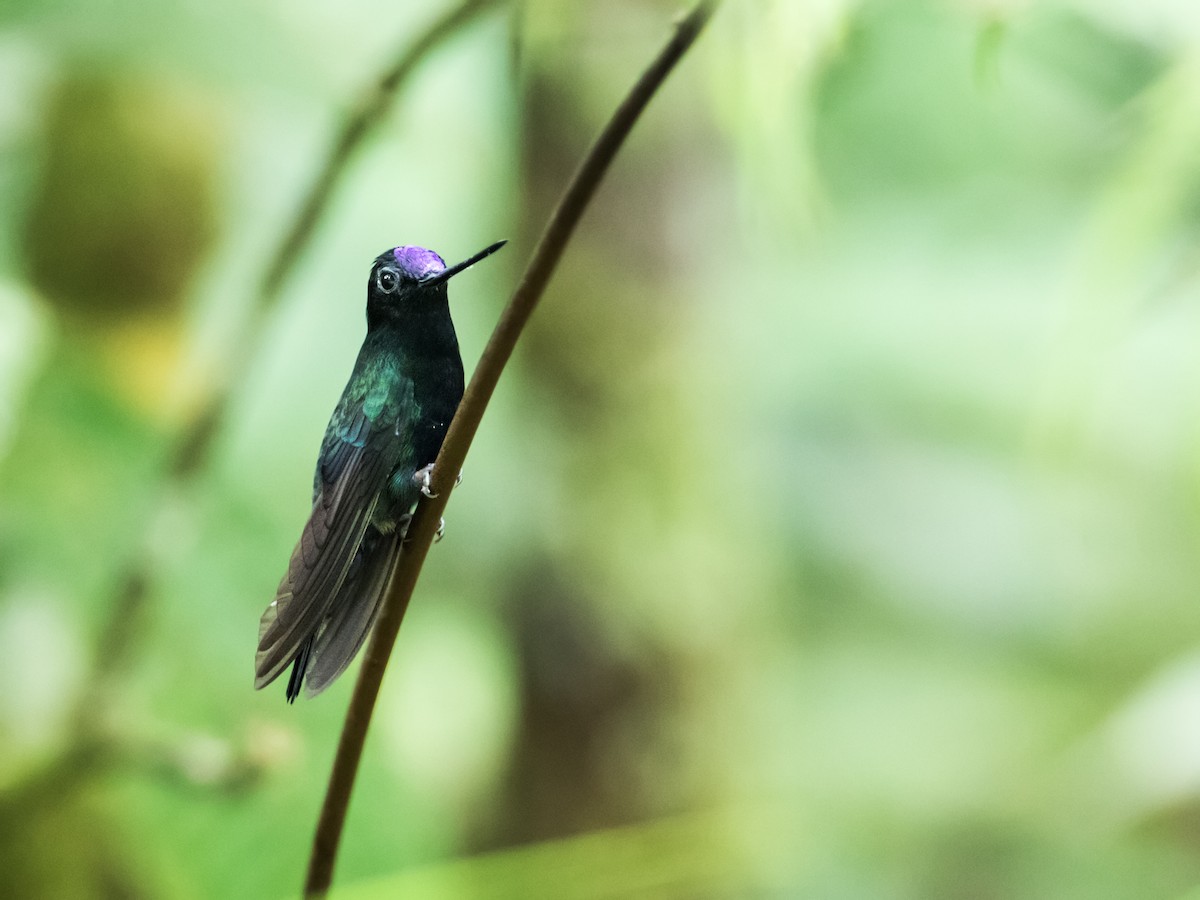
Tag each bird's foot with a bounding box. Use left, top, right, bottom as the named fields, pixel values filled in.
left=413, top=463, right=437, bottom=498
left=400, top=515, right=445, bottom=545
left=413, top=464, right=463, bottom=498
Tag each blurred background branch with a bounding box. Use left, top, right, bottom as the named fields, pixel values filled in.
left=70, top=0, right=508, bottom=751
left=188, top=0, right=509, bottom=490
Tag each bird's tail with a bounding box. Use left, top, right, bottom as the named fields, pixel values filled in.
left=302, top=529, right=403, bottom=698
left=285, top=635, right=314, bottom=704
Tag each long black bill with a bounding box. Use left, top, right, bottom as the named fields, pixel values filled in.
left=423, top=240, right=507, bottom=287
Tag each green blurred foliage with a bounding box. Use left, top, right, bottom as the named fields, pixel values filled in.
left=2, top=0, right=1200, bottom=898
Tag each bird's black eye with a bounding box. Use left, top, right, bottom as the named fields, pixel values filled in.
left=377, top=268, right=399, bottom=293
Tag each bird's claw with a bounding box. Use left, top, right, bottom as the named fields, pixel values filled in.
left=414, top=464, right=463, bottom=498
left=413, top=463, right=437, bottom=498
left=409, top=464, right=448, bottom=542
left=400, top=515, right=445, bottom=545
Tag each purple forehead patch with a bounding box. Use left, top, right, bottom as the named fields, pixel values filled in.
left=392, top=246, right=445, bottom=279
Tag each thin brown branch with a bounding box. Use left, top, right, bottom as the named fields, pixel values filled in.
left=302, top=3, right=719, bottom=896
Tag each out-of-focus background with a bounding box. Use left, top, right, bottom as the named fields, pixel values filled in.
left=2, top=0, right=1200, bottom=897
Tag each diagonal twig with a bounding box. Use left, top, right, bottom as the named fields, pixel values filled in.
left=180, top=0, right=507, bottom=480
left=256, top=0, right=506, bottom=309
left=302, top=3, right=720, bottom=896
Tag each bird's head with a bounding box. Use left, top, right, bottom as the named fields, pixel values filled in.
left=367, top=240, right=505, bottom=330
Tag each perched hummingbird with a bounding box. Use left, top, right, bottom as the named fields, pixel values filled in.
left=255, top=240, right=506, bottom=702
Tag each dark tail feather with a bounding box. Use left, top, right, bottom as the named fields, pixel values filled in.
left=304, top=531, right=403, bottom=697
left=286, top=635, right=314, bottom=703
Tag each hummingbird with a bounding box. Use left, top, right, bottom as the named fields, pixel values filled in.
left=255, top=240, right=506, bottom=702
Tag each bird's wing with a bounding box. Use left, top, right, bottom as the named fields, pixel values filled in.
left=254, top=379, right=413, bottom=690
left=303, top=528, right=403, bottom=697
